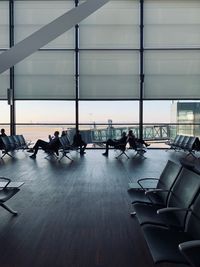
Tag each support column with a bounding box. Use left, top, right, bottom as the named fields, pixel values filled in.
left=9, top=0, right=15, bottom=135
left=75, top=0, right=79, bottom=132
left=139, top=0, right=144, bottom=141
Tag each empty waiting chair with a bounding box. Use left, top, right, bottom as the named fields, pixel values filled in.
left=0, top=176, right=23, bottom=215
left=59, top=135, right=73, bottom=162
left=128, top=160, right=182, bottom=206
left=13, top=135, right=22, bottom=149
left=175, top=135, right=185, bottom=150
left=180, top=136, right=190, bottom=150
left=16, top=135, right=30, bottom=150
left=1, top=136, right=15, bottom=158
left=132, top=167, right=200, bottom=229
left=142, top=191, right=200, bottom=265
left=166, top=135, right=181, bottom=150
left=7, top=136, right=17, bottom=150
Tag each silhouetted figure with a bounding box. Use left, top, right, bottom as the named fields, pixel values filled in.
left=0, top=128, right=7, bottom=137
left=61, top=130, right=68, bottom=137
left=127, top=130, right=150, bottom=150
left=102, top=132, right=127, bottom=156
left=0, top=128, right=7, bottom=149
left=29, top=131, right=60, bottom=159
left=73, top=130, right=87, bottom=155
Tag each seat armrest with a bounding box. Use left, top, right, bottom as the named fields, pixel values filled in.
left=179, top=240, right=200, bottom=250
left=157, top=207, right=191, bottom=215
left=145, top=188, right=169, bottom=195
left=0, top=177, right=11, bottom=188
left=179, top=240, right=200, bottom=267
left=137, top=178, right=159, bottom=190
left=137, top=178, right=159, bottom=182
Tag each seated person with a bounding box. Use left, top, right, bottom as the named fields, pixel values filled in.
left=102, top=132, right=127, bottom=156
left=127, top=130, right=150, bottom=150
left=0, top=128, right=7, bottom=137
left=29, top=131, right=60, bottom=159
left=72, top=130, right=87, bottom=155
left=0, top=128, right=7, bottom=149
left=61, top=130, right=68, bottom=137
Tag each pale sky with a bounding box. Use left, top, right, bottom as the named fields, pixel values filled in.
left=1, top=100, right=172, bottom=124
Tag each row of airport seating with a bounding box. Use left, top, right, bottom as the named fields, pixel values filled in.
left=44, top=135, right=80, bottom=161
left=0, top=134, right=80, bottom=161
left=114, top=141, right=147, bottom=160
left=0, top=135, right=31, bottom=159
left=166, top=135, right=200, bottom=156
left=128, top=160, right=200, bottom=267
left=0, top=136, right=25, bottom=211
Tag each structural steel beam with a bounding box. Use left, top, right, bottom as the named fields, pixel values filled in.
left=0, top=0, right=109, bottom=74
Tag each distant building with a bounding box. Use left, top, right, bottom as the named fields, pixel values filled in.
left=171, top=102, right=200, bottom=137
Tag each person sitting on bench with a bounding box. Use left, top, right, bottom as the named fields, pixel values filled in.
left=0, top=128, right=7, bottom=149
left=127, top=130, right=150, bottom=150
left=29, top=131, right=60, bottom=159
left=102, top=132, right=127, bottom=156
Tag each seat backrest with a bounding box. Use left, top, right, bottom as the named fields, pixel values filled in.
left=156, top=160, right=182, bottom=204
left=184, top=136, right=196, bottom=151
left=180, top=136, right=190, bottom=149
left=59, top=135, right=71, bottom=149
left=167, top=168, right=200, bottom=226
left=1, top=136, right=12, bottom=150
left=7, top=136, right=17, bottom=150
left=176, top=135, right=184, bottom=147
left=13, top=135, right=21, bottom=148
left=186, top=191, right=200, bottom=240
left=17, top=135, right=26, bottom=147
left=173, top=135, right=180, bottom=145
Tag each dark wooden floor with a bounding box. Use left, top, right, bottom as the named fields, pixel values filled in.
left=0, top=148, right=189, bottom=267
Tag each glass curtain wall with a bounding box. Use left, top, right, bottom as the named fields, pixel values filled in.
left=0, top=0, right=200, bottom=143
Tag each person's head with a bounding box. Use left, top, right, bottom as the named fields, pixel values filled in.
left=1, top=128, right=5, bottom=135
left=54, top=131, right=59, bottom=137
left=128, top=130, right=133, bottom=136
left=122, top=132, right=127, bottom=137
left=61, top=130, right=67, bottom=136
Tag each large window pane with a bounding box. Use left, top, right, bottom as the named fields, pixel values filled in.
left=0, top=1, right=9, bottom=49
left=14, top=1, right=74, bottom=49
left=144, top=101, right=172, bottom=123
left=79, top=101, right=139, bottom=145
left=15, top=101, right=75, bottom=141
left=14, top=51, right=75, bottom=100
left=144, top=51, right=200, bottom=99
left=144, top=0, right=200, bottom=48
left=79, top=101, right=139, bottom=123
left=79, top=0, right=139, bottom=49
left=16, top=101, right=75, bottom=123
left=79, top=51, right=139, bottom=99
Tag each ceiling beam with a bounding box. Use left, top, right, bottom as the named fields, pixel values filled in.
left=0, top=0, right=109, bottom=74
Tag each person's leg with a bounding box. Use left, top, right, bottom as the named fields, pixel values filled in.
left=79, top=141, right=87, bottom=154
left=102, top=139, right=115, bottom=155
left=138, top=139, right=150, bottom=147
left=82, top=141, right=87, bottom=150
left=30, top=139, right=48, bottom=158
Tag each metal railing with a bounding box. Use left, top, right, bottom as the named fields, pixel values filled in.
left=1, top=122, right=200, bottom=148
